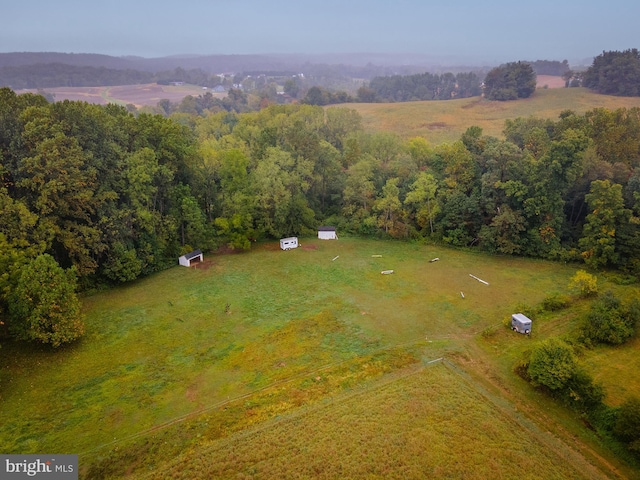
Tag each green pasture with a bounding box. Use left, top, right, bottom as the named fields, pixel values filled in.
left=0, top=238, right=635, bottom=478
left=343, top=88, right=640, bottom=144
left=583, top=335, right=640, bottom=407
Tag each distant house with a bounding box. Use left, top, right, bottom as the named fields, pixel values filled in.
left=318, top=226, right=337, bottom=240
left=179, top=249, right=203, bottom=267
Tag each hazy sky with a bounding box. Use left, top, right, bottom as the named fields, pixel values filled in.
left=2, top=0, right=638, bottom=64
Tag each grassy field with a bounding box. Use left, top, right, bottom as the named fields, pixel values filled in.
left=20, top=83, right=220, bottom=107
left=343, top=87, right=640, bottom=144
left=0, top=238, right=637, bottom=478
left=583, top=335, right=640, bottom=407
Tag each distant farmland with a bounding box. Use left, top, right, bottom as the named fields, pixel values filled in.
left=19, top=83, right=223, bottom=107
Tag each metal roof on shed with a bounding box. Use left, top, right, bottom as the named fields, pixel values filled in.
left=182, top=249, right=203, bottom=260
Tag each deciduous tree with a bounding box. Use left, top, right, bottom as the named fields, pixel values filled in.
left=404, top=172, right=439, bottom=234
left=579, top=180, right=630, bottom=269
left=373, top=177, right=404, bottom=237
left=9, top=254, right=84, bottom=347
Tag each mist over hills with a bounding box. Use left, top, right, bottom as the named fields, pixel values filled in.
left=0, top=51, right=506, bottom=90
left=0, top=51, right=588, bottom=92
left=0, top=51, right=502, bottom=74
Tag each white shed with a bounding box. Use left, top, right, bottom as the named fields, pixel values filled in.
left=318, top=226, right=337, bottom=240
left=179, top=249, right=203, bottom=267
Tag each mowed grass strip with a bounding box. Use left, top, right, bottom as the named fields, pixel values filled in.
left=139, top=363, right=598, bottom=480
left=342, top=87, right=640, bottom=144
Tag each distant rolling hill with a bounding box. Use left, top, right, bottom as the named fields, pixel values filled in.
left=20, top=83, right=219, bottom=108
left=0, top=51, right=463, bottom=76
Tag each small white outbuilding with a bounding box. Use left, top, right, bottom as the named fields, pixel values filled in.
left=318, top=226, right=337, bottom=240
left=179, top=249, right=203, bottom=267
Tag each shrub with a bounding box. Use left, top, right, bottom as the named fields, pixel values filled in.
left=512, top=301, right=538, bottom=318
left=481, top=324, right=499, bottom=339
left=582, top=291, right=637, bottom=345
left=513, top=351, right=531, bottom=381
left=563, top=368, right=605, bottom=411
left=568, top=270, right=598, bottom=298
left=607, top=273, right=638, bottom=286
left=541, top=293, right=571, bottom=312
left=614, top=397, right=640, bottom=455
left=527, top=338, right=577, bottom=391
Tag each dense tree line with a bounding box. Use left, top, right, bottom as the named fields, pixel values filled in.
left=363, top=62, right=542, bottom=104
left=2, top=86, right=640, bottom=346
left=301, top=86, right=355, bottom=105
left=583, top=49, right=640, bottom=96
left=483, top=62, right=537, bottom=100
left=0, top=64, right=156, bottom=89
left=0, top=64, right=234, bottom=90
left=366, top=71, right=482, bottom=102
left=154, top=88, right=252, bottom=117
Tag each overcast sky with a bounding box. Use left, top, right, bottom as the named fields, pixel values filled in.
left=2, top=0, right=638, bottom=64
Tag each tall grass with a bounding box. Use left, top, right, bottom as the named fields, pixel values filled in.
left=140, top=363, right=603, bottom=480
left=343, top=88, right=640, bottom=144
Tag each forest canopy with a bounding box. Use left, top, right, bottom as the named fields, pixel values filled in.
left=583, top=49, right=640, bottom=97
